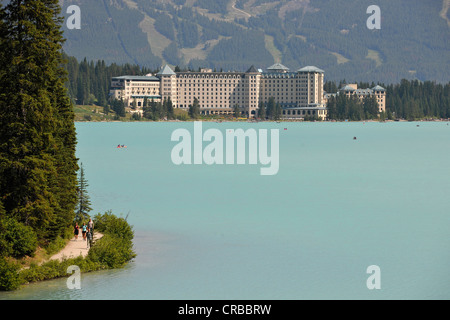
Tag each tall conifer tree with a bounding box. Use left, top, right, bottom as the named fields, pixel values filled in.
left=0, top=0, right=78, bottom=240
left=75, top=163, right=92, bottom=222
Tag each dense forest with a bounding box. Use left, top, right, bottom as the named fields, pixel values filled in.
left=64, top=54, right=155, bottom=107
left=59, top=0, right=450, bottom=84
left=0, top=0, right=79, bottom=241
left=0, top=0, right=78, bottom=258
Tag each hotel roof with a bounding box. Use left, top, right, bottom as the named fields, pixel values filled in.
left=112, top=75, right=159, bottom=81
left=267, top=63, right=290, bottom=71
left=246, top=65, right=259, bottom=73
left=157, top=64, right=176, bottom=76
left=372, top=85, right=386, bottom=91
left=340, top=85, right=356, bottom=91
left=297, top=66, right=325, bottom=73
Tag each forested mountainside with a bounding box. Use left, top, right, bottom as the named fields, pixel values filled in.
left=59, top=0, right=449, bottom=84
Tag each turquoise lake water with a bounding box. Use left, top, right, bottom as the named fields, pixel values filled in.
left=1, top=121, right=449, bottom=300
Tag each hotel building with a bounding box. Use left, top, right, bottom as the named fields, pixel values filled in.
left=110, top=63, right=385, bottom=120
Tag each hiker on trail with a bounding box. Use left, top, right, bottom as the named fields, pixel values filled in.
left=74, top=223, right=79, bottom=240
left=82, top=222, right=87, bottom=240
left=86, top=228, right=93, bottom=249
left=88, top=218, right=94, bottom=237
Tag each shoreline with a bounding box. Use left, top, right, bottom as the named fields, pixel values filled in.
left=74, top=119, right=450, bottom=123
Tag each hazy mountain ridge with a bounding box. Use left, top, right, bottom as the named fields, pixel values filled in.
left=59, top=0, right=450, bottom=84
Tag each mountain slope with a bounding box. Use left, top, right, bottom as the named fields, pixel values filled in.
left=60, top=0, right=450, bottom=83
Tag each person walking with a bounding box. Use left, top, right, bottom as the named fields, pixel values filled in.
left=88, top=218, right=94, bottom=237
left=86, top=227, right=93, bottom=249
left=82, top=222, right=87, bottom=240
left=74, top=223, right=79, bottom=240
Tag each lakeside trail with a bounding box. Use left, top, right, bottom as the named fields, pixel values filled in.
left=49, top=232, right=103, bottom=262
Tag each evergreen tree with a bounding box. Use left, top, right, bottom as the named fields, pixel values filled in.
left=159, top=100, right=167, bottom=119
left=112, top=99, right=126, bottom=117
left=188, top=98, right=200, bottom=119
left=233, top=104, right=240, bottom=118
left=363, top=95, right=379, bottom=119
left=266, top=97, right=276, bottom=120
left=103, top=104, right=110, bottom=115
left=0, top=200, right=7, bottom=256
left=166, top=98, right=174, bottom=119
left=326, top=96, right=337, bottom=119
left=0, top=0, right=78, bottom=240
left=75, top=163, right=92, bottom=222
left=274, top=102, right=282, bottom=121
left=143, top=98, right=154, bottom=119
left=258, top=101, right=266, bottom=119
left=150, top=99, right=157, bottom=119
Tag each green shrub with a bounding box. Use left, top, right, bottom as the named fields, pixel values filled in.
left=0, top=258, right=21, bottom=291
left=0, top=215, right=8, bottom=257
left=88, top=235, right=134, bottom=268
left=18, top=256, right=103, bottom=285
left=45, top=236, right=68, bottom=256
left=3, top=218, right=38, bottom=258
left=88, top=212, right=136, bottom=268
left=92, top=211, right=115, bottom=232
left=93, top=211, right=134, bottom=241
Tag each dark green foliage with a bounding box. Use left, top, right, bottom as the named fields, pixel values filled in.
left=206, top=30, right=273, bottom=71
left=0, top=202, right=7, bottom=256
left=326, top=94, right=368, bottom=121
left=75, top=163, right=92, bottom=222
left=18, top=255, right=102, bottom=286
left=175, top=19, right=199, bottom=48
left=154, top=13, right=175, bottom=41
left=235, top=0, right=247, bottom=10
left=89, top=211, right=136, bottom=268
left=258, top=101, right=266, bottom=119
left=165, top=98, right=175, bottom=120
left=61, top=0, right=161, bottom=68
left=0, top=0, right=78, bottom=241
left=93, top=211, right=134, bottom=241
left=326, top=79, right=450, bottom=120
left=201, top=27, right=219, bottom=42
left=385, top=80, right=450, bottom=120
left=131, top=112, right=142, bottom=121
left=189, top=98, right=201, bottom=119
left=0, top=258, right=21, bottom=291
left=141, top=97, right=175, bottom=121
left=88, top=235, right=134, bottom=268
left=363, top=95, right=379, bottom=119
left=195, top=0, right=229, bottom=15
left=163, top=42, right=182, bottom=66
left=2, top=218, right=38, bottom=258
left=64, top=55, right=154, bottom=107
left=233, top=104, right=241, bottom=118
left=111, top=99, right=126, bottom=117
left=265, top=97, right=282, bottom=121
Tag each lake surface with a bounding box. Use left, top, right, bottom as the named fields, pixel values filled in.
left=1, top=121, right=449, bottom=300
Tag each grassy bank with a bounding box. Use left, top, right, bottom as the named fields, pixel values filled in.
left=74, top=104, right=252, bottom=122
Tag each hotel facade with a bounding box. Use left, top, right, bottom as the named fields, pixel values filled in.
left=110, top=63, right=385, bottom=120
